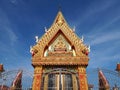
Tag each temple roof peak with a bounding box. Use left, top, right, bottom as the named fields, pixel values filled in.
left=53, top=10, right=68, bottom=26
left=31, top=10, right=90, bottom=58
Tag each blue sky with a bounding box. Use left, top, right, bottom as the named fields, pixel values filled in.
left=0, top=0, right=120, bottom=72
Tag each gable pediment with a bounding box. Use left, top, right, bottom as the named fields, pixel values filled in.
left=32, top=11, right=89, bottom=59
left=44, top=33, right=74, bottom=57
left=48, top=33, right=71, bottom=52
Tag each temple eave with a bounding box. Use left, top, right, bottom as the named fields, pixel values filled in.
left=32, top=57, right=89, bottom=66
left=32, top=56, right=89, bottom=61
left=32, top=62, right=88, bottom=66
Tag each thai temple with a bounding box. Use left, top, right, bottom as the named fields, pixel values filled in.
left=30, top=11, right=90, bottom=90
left=0, top=11, right=120, bottom=90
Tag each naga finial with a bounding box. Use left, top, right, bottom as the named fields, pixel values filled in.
left=81, top=36, right=84, bottom=42
left=44, top=27, right=47, bottom=32
left=35, top=36, right=38, bottom=43
left=73, top=26, right=76, bottom=32
left=87, top=45, right=90, bottom=52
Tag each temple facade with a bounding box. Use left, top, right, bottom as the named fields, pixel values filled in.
left=31, top=11, right=90, bottom=90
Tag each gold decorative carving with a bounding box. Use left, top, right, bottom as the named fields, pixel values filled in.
left=56, top=14, right=65, bottom=26
left=34, top=66, right=42, bottom=74
left=54, top=36, right=66, bottom=51
left=78, top=66, right=88, bottom=90
left=32, top=11, right=89, bottom=59
left=31, top=11, right=90, bottom=90
left=32, top=66, right=43, bottom=90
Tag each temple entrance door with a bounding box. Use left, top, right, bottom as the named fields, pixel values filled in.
left=41, top=68, right=79, bottom=90
left=48, top=73, right=73, bottom=90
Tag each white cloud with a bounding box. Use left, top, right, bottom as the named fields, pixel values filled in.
left=74, top=0, right=117, bottom=29
left=10, top=0, right=17, bottom=3
left=90, top=31, right=120, bottom=45
left=10, top=0, right=18, bottom=5
left=0, top=8, right=18, bottom=46
left=92, top=15, right=120, bottom=32
left=6, top=27, right=18, bottom=45
left=86, top=30, right=120, bottom=69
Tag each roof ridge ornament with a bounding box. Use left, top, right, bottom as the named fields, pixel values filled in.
left=35, top=36, right=38, bottom=43
left=30, top=46, right=34, bottom=56
left=87, top=45, right=90, bottom=52
left=73, top=26, right=76, bottom=32
left=44, top=27, right=47, bottom=32
left=81, top=35, right=84, bottom=42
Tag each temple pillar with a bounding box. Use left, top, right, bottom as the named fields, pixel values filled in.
left=32, top=66, right=43, bottom=90
left=78, top=66, right=88, bottom=90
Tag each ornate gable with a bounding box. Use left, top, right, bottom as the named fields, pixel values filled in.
left=31, top=11, right=89, bottom=65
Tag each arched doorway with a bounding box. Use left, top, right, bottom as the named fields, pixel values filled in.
left=41, top=68, right=79, bottom=90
